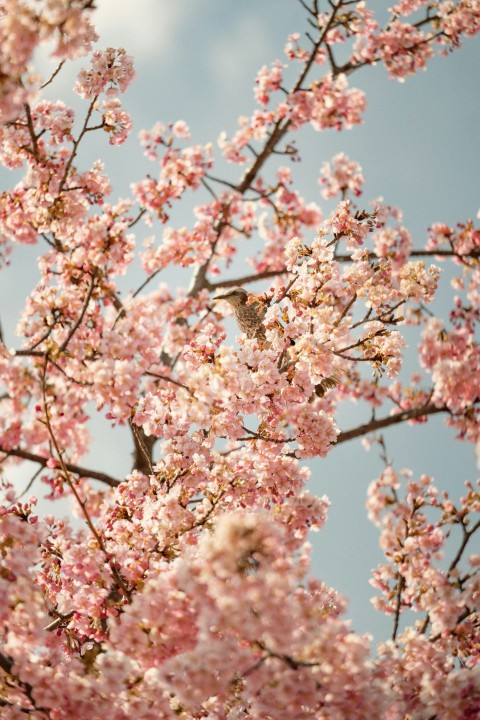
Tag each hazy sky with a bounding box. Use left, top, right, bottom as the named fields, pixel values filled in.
left=1, top=1, right=479, bottom=641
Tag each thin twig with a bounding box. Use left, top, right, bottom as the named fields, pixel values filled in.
left=144, top=371, right=190, bottom=391
left=24, top=103, right=40, bottom=161
left=58, top=96, right=99, bottom=193
left=40, top=60, right=66, bottom=89
left=59, top=273, right=96, bottom=353
left=40, top=356, right=132, bottom=600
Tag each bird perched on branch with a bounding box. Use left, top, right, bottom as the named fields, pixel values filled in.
left=213, top=287, right=339, bottom=398
left=213, top=288, right=267, bottom=342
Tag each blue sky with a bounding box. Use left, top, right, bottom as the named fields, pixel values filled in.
left=1, top=1, right=479, bottom=642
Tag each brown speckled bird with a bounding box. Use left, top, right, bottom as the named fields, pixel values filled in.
left=214, top=288, right=267, bottom=342
left=214, top=287, right=339, bottom=398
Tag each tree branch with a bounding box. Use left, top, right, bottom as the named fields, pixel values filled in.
left=39, top=357, right=132, bottom=600
left=189, top=3, right=342, bottom=297
left=448, top=519, right=480, bottom=575
left=334, top=249, right=480, bottom=263
left=58, top=95, right=98, bottom=194
left=208, top=269, right=289, bottom=291
left=40, top=60, right=66, bottom=90
left=59, top=272, right=96, bottom=353
left=336, top=402, right=449, bottom=444
left=0, top=445, right=121, bottom=488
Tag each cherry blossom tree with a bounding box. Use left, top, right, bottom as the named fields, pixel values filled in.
left=1, top=1, right=479, bottom=717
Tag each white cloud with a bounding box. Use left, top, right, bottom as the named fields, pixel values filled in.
left=92, top=0, right=191, bottom=64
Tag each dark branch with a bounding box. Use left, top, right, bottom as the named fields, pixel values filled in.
left=59, top=273, right=96, bottom=353
left=208, top=269, right=289, bottom=291
left=334, top=249, right=480, bottom=263
left=0, top=445, right=121, bottom=487
left=337, top=403, right=448, bottom=444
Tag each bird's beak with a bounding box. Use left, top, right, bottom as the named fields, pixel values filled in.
left=212, top=293, right=228, bottom=301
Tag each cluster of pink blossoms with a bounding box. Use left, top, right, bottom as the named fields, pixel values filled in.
left=289, top=74, right=366, bottom=131
left=74, top=47, right=135, bottom=145
left=368, top=468, right=480, bottom=661
left=319, top=152, right=365, bottom=199
left=0, top=0, right=98, bottom=122
left=74, top=47, right=135, bottom=99
left=419, top=318, right=480, bottom=421
left=133, top=129, right=214, bottom=226
left=284, top=32, right=313, bottom=62
left=355, top=19, right=435, bottom=80
left=254, top=60, right=285, bottom=106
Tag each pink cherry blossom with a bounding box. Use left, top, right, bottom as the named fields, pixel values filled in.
left=320, top=152, right=365, bottom=199
left=289, top=73, right=366, bottom=131
left=75, top=47, right=135, bottom=100
left=254, top=60, right=285, bottom=106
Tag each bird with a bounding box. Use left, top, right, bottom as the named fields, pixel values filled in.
left=213, top=287, right=339, bottom=398
left=213, top=288, right=267, bottom=342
